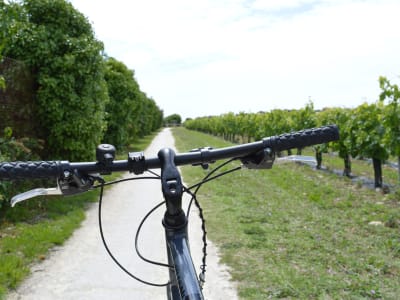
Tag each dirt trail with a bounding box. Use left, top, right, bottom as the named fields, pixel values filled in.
left=7, top=128, right=238, bottom=300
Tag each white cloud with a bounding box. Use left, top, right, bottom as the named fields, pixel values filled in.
left=250, top=0, right=317, bottom=11
left=70, top=0, right=400, bottom=119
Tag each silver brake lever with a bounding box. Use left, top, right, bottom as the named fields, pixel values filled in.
left=11, top=185, right=62, bottom=207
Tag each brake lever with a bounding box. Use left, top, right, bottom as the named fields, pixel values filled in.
left=10, top=170, right=101, bottom=207
left=11, top=185, right=62, bottom=207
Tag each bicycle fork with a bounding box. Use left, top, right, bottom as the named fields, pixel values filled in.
left=158, top=148, right=203, bottom=300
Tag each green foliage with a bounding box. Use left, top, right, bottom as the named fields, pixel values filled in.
left=0, top=127, right=43, bottom=162
left=291, top=100, right=316, bottom=131
left=137, top=96, right=163, bottom=137
left=102, top=57, right=163, bottom=147
left=348, top=103, right=387, bottom=161
left=2, top=0, right=109, bottom=160
left=317, top=108, right=349, bottom=156
left=317, top=107, right=353, bottom=175
left=1, top=0, right=164, bottom=160
left=263, top=109, right=294, bottom=137
left=184, top=98, right=395, bottom=186
left=0, top=127, right=43, bottom=209
left=379, top=77, right=400, bottom=157
left=103, top=57, right=141, bottom=147
left=164, top=114, right=182, bottom=126
left=184, top=102, right=316, bottom=144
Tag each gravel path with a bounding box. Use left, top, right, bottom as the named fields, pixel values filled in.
left=7, top=128, right=238, bottom=300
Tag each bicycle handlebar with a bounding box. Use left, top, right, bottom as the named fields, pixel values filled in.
left=0, top=125, right=339, bottom=180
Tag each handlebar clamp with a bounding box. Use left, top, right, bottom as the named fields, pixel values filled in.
left=58, top=169, right=95, bottom=196
left=190, top=147, right=215, bottom=170
left=128, top=152, right=146, bottom=175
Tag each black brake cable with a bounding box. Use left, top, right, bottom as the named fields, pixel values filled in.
left=93, top=175, right=160, bottom=188
left=188, top=165, right=242, bottom=191
left=184, top=158, right=242, bottom=286
left=95, top=159, right=242, bottom=288
left=134, top=200, right=172, bottom=268
left=97, top=175, right=170, bottom=287
left=186, top=158, right=239, bottom=216
left=129, top=170, right=176, bottom=269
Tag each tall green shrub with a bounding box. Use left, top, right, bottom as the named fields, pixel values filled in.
left=164, top=114, right=182, bottom=126
left=103, top=57, right=142, bottom=148
left=2, top=0, right=108, bottom=160
left=103, top=57, right=163, bottom=147
left=136, top=93, right=163, bottom=137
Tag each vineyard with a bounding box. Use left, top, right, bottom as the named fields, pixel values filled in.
left=185, top=78, right=400, bottom=190
left=172, top=127, right=400, bottom=299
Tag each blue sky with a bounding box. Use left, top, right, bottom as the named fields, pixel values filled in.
left=70, top=0, right=400, bottom=120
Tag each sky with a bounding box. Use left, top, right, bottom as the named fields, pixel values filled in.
left=69, top=0, right=400, bottom=120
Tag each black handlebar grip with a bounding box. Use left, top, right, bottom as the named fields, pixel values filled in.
left=264, top=125, right=339, bottom=151
left=0, top=161, right=68, bottom=180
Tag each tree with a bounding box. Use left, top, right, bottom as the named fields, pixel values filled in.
left=103, top=57, right=142, bottom=148
left=147, top=97, right=163, bottom=133
left=379, top=76, right=400, bottom=182
left=2, top=0, right=109, bottom=160
left=164, top=114, right=182, bottom=126
left=137, top=94, right=163, bottom=137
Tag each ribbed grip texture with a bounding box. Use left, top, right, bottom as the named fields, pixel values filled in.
left=266, top=125, right=339, bottom=151
left=0, top=161, right=63, bottom=180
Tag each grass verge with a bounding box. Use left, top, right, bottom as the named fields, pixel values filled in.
left=172, top=127, right=400, bottom=299
left=302, top=148, right=400, bottom=189
left=0, top=131, right=158, bottom=299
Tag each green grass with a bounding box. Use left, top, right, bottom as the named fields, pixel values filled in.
left=0, top=132, right=158, bottom=299
left=0, top=192, right=94, bottom=299
left=172, top=127, right=400, bottom=299
left=302, top=148, right=400, bottom=189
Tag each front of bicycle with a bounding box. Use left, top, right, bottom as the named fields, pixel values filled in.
left=0, top=125, right=339, bottom=300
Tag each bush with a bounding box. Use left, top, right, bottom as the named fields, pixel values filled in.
left=0, top=127, right=43, bottom=209
left=2, top=0, right=109, bottom=161
left=103, top=57, right=142, bottom=148
left=164, top=114, right=182, bottom=126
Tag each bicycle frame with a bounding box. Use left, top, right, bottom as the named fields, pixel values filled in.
left=159, top=148, right=204, bottom=300
left=165, top=218, right=203, bottom=300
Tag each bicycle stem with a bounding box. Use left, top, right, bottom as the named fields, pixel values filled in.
left=158, top=148, right=186, bottom=227
left=159, top=148, right=204, bottom=299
